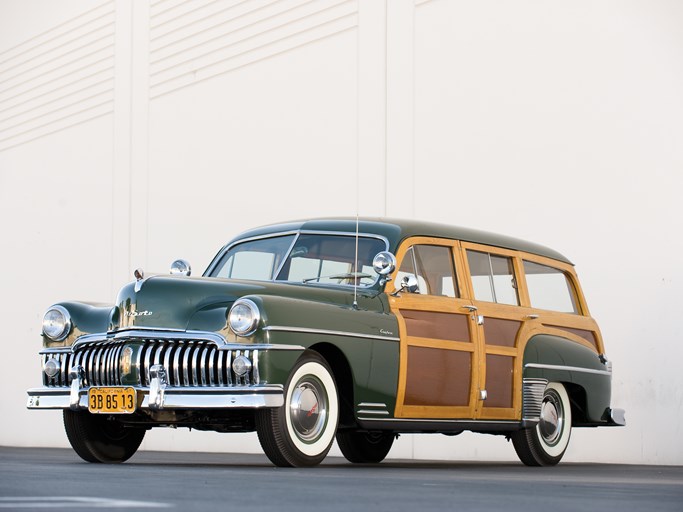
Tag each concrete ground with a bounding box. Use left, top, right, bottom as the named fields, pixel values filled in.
left=0, top=447, right=681, bottom=511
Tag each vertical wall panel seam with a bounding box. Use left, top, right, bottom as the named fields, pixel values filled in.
left=411, top=0, right=416, bottom=218
left=128, top=0, right=135, bottom=276
left=383, top=0, right=388, bottom=217
left=355, top=0, right=360, bottom=217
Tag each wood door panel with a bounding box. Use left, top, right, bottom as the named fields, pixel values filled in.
left=401, top=309, right=471, bottom=342
left=404, top=347, right=472, bottom=407
left=484, top=354, right=514, bottom=408
left=483, top=317, right=521, bottom=347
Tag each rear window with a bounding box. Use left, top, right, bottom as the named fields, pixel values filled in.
left=523, top=260, right=579, bottom=314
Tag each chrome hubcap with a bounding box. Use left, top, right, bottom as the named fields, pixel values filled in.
left=290, top=377, right=328, bottom=443
left=538, top=390, right=563, bottom=445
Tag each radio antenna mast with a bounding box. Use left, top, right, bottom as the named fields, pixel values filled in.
left=353, top=213, right=359, bottom=309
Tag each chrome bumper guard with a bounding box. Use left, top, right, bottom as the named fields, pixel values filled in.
left=606, top=407, right=626, bottom=426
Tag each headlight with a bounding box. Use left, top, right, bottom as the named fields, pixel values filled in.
left=228, top=299, right=260, bottom=336
left=43, top=358, right=61, bottom=378
left=42, top=305, right=72, bottom=341
left=232, top=355, right=252, bottom=376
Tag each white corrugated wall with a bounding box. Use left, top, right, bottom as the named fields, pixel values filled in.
left=1, top=0, right=681, bottom=464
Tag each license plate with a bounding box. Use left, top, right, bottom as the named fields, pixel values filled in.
left=88, top=387, right=136, bottom=414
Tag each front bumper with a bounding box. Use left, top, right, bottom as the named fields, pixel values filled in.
left=27, top=385, right=284, bottom=411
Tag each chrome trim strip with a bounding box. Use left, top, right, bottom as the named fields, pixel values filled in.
left=43, top=341, right=305, bottom=355
left=252, top=350, right=260, bottom=385
left=521, top=378, right=548, bottom=427
left=357, top=402, right=390, bottom=415
left=163, top=345, right=173, bottom=385
left=225, top=350, right=232, bottom=386
left=358, top=417, right=517, bottom=425
left=192, top=345, right=201, bottom=386
left=144, top=344, right=153, bottom=385
left=27, top=386, right=284, bottom=410
left=216, top=348, right=224, bottom=386
left=272, top=233, right=300, bottom=279
left=356, top=417, right=520, bottom=432
left=173, top=344, right=182, bottom=386
left=72, top=329, right=226, bottom=351
left=182, top=343, right=191, bottom=386
left=200, top=346, right=209, bottom=387
left=208, top=346, right=216, bottom=387
left=263, top=326, right=400, bottom=342
left=524, top=363, right=612, bottom=377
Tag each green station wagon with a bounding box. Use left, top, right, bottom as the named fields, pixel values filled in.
left=28, top=218, right=625, bottom=467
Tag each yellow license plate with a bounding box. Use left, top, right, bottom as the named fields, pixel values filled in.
left=88, top=387, right=136, bottom=414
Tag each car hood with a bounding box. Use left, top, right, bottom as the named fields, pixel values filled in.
left=113, top=275, right=381, bottom=334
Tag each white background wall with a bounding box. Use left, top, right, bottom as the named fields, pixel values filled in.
left=1, top=0, right=681, bottom=465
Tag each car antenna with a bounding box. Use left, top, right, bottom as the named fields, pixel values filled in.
left=353, top=213, right=359, bottom=310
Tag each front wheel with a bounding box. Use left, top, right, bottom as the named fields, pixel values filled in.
left=63, top=410, right=145, bottom=463
left=336, top=430, right=395, bottom=463
left=511, top=382, right=572, bottom=466
left=256, top=351, right=339, bottom=467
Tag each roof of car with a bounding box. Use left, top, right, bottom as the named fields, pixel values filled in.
left=229, top=217, right=572, bottom=264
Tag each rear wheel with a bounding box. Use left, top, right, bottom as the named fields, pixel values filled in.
left=336, top=430, right=394, bottom=463
left=63, top=410, right=145, bottom=463
left=511, top=382, right=572, bottom=466
left=256, top=351, right=339, bottom=467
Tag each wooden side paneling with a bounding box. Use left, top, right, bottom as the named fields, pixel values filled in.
left=405, top=346, right=472, bottom=407
left=483, top=317, right=521, bottom=348
left=401, top=309, right=470, bottom=342
left=484, top=354, right=513, bottom=408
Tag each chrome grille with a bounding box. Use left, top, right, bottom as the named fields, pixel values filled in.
left=138, top=340, right=258, bottom=387
left=42, top=339, right=259, bottom=388
left=42, top=341, right=124, bottom=387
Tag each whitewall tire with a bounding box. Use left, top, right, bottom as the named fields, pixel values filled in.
left=511, top=381, right=572, bottom=466
left=256, top=351, right=339, bottom=467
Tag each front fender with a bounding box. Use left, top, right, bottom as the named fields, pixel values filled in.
left=42, top=301, right=114, bottom=348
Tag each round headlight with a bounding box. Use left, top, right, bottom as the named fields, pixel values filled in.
left=42, top=305, right=72, bottom=341
left=228, top=299, right=260, bottom=336
left=43, top=358, right=61, bottom=378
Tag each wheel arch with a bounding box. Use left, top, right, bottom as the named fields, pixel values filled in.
left=308, top=343, right=356, bottom=429
left=522, top=334, right=611, bottom=424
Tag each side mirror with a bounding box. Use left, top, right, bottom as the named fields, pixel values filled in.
left=400, top=275, right=419, bottom=293
left=391, top=274, right=419, bottom=296
left=170, top=259, right=191, bottom=276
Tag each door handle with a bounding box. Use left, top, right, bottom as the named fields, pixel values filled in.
left=525, top=314, right=539, bottom=320
left=462, top=305, right=478, bottom=312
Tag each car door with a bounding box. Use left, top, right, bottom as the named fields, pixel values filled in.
left=460, top=243, right=532, bottom=421
left=388, top=237, right=481, bottom=419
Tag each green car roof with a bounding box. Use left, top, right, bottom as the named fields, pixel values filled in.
left=228, top=217, right=572, bottom=265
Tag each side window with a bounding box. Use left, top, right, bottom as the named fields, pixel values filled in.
left=397, top=245, right=459, bottom=297
left=467, top=250, right=519, bottom=305
left=523, top=260, right=579, bottom=313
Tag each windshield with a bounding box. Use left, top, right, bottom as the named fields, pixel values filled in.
left=210, top=233, right=386, bottom=287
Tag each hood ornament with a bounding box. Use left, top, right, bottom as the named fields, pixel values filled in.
left=134, top=268, right=146, bottom=293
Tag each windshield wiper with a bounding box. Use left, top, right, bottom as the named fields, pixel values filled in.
left=302, top=272, right=373, bottom=284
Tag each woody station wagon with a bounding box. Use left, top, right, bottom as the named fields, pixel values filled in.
left=28, top=218, right=625, bottom=467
